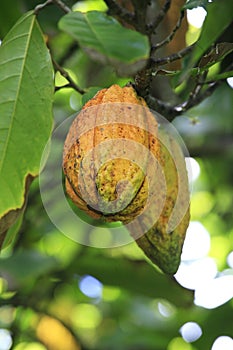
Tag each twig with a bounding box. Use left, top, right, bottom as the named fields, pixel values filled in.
left=182, top=81, right=219, bottom=111
left=184, top=70, right=208, bottom=107
left=34, top=0, right=53, bottom=14
left=146, top=78, right=221, bottom=121
left=52, top=0, right=71, bottom=13
left=53, top=59, right=86, bottom=95
left=104, top=0, right=135, bottom=25
left=151, top=10, right=185, bottom=52
left=151, top=45, right=194, bottom=66
left=147, top=0, right=171, bottom=34
left=145, top=94, right=179, bottom=121
left=34, top=0, right=71, bottom=14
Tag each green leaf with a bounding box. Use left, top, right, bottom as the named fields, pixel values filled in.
left=207, top=70, right=233, bottom=82
left=177, top=0, right=233, bottom=85
left=59, top=11, right=150, bottom=76
left=0, top=12, right=54, bottom=236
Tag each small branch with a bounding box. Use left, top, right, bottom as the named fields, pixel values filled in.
left=52, top=0, right=71, bottom=13
left=184, top=70, right=208, bottom=107
left=147, top=0, right=171, bottom=34
left=145, top=94, right=179, bottom=121
left=34, top=0, right=53, bottom=14
left=34, top=0, right=71, bottom=14
left=55, top=83, right=76, bottom=91
left=104, top=0, right=135, bottom=25
left=151, top=45, right=194, bottom=67
left=53, top=59, right=86, bottom=95
left=146, top=78, right=221, bottom=121
left=182, top=81, right=219, bottom=111
left=151, top=10, right=185, bottom=52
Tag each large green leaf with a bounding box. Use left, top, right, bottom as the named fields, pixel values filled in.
left=59, top=11, right=150, bottom=76
left=0, top=12, right=54, bottom=240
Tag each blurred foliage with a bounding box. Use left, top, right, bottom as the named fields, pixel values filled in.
left=0, top=1, right=233, bottom=350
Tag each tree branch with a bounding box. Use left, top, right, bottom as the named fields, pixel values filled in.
left=34, top=0, right=71, bottom=14
left=34, top=0, right=53, bottom=14
left=151, top=44, right=194, bottom=66
left=145, top=79, right=222, bottom=121
left=104, top=0, right=135, bottom=25
left=52, top=0, right=71, bottom=13
left=151, top=10, right=185, bottom=52
left=147, top=0, right=171, bottom=34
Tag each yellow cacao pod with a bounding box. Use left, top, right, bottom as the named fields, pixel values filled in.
left=63, top=84, right=190, bottom=274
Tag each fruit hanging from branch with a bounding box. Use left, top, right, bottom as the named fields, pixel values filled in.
left=63, top=84, right=190, bottom=274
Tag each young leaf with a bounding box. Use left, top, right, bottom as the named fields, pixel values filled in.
left=59, top=11, right=150, bottom=76
left=0, top=12, right=54, bottom=243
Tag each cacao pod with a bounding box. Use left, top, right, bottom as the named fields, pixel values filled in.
left=63, top=84, right=190, bottom=274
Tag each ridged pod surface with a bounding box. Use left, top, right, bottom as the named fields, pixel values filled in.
left=63, top=85, right=190, bottom=274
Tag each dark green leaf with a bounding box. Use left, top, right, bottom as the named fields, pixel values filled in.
left=0, top=12, right=54, bottom=239
left=59, top=11, right=150, bottom=76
